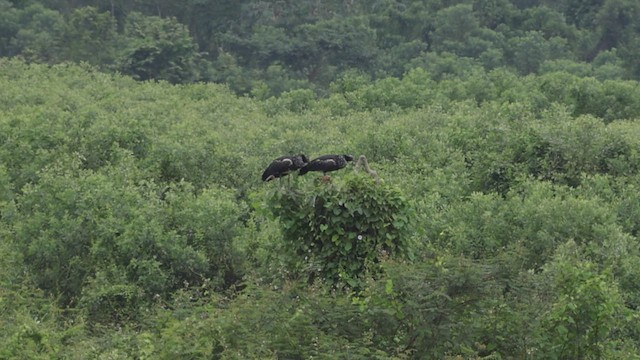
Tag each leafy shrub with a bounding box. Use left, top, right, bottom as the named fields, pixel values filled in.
left=268, top=173, right=413, bottom=289
left=135, top=281, right=401, bottom=359
left=264, top=88, right=317, bottom=114
left=360, top=256, right=522, bottom=358
left=10, top=155, right=245, bottom=316
left=540, top=242, right=632, bottom=359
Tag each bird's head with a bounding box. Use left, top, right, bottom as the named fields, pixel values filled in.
left=343, top=155, right=355, bottom=162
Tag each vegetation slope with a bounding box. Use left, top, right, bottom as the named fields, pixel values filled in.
left=2, top=56, right=640, bottom=358
left=2, top=0, right=640, bottom=358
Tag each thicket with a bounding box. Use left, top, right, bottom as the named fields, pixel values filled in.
left=266, top=173, right=413, bottom=290
left=2, top=53, right=640, bottom=358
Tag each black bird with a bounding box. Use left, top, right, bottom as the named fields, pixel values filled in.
left=262, top=154, right=309, bottom=182
left=299, top=154, right=354, bottom=177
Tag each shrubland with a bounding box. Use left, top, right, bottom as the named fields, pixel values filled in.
left=2, top=58, right=640, bottom=358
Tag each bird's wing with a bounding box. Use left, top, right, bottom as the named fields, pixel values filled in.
left=262, top=158, right=294, bottom=180
left=275, top=158, right=294, bottom=167
left=303, top=158, right=336, bottom=172
left=322, top=159, right=337, bottom=166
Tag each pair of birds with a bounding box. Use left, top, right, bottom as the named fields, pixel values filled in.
left=262, top=154, right=354, bottom=182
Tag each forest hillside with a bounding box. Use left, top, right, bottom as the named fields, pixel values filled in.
left=2, top=0, right=640, bottom=359
left=3, top=0, right=640, bottom=94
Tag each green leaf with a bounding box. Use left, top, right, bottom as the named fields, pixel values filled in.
left=556, top=324, right=568, bottom=336
left=385, top=279, right=394, bottom=296
left=344, top=241, right=352, bottom=251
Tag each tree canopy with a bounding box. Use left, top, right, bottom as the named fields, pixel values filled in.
left=2, top=0, right=640, bottom=95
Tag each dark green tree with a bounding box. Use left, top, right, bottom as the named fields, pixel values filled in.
left=550, top=0, right=606, bottom=29
left=59, top=7, right=117, bottom=66
left=117, top=12, right=206, bottom=83
left=0, top=1, right=20, bottom=56
left=507, top=30, right=571, bottom=74
left=293, top=16, right=378, bottom=82
left=473, top=0, right=517, bottom=29
left=594, top=0, right=640, bottom=58
left=431, top=4, right=481, bottom=50
left=6, top=3, right=65, bottom=62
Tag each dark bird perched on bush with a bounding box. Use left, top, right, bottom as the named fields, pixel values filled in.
left=262, top=154, right=309, bottom=182
left=299, top=154, right=354, bottom=179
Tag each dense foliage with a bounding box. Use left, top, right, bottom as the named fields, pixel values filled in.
left=3, top=54, right=640, bottom=357
left=267, top=173, right=413, bottom=290
left=2, top=0, right=640, bottom=96
left=2, top=0, right=640, bottom=358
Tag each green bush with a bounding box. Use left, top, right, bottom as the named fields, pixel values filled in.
left=540, top=242, right=632, bottom=359
left=268, top=173, right=413, bottom=289
left=10, top=155, right=244, bottom=315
